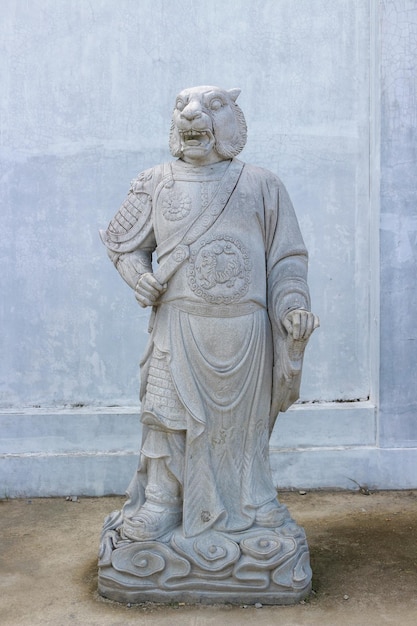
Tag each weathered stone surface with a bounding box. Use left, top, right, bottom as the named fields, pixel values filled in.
left=99, top=85, right=318, bottom=604
left=99, top=507, right=311, bottom=604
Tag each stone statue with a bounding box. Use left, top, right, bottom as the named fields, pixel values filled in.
left=98, top=85, right=319, bottom=605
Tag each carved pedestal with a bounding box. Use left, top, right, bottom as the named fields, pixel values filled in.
left=98, top=507, right=312, bottom=605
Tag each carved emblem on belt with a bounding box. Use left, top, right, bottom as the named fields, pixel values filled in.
left=187, top=235, right=251, bottom=304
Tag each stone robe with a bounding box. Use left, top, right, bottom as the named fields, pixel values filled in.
left=102, top=158, right=310, bottom=537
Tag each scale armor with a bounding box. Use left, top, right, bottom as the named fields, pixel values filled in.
left=100, top=168, right=156, bottom=253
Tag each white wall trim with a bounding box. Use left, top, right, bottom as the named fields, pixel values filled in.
left=3, top=401, right=415, bottom=498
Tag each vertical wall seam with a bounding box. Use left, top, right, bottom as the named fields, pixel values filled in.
left=369, top=0, right=381, bottom=447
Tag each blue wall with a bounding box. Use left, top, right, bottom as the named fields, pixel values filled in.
left=1, top=0, right=416, bottom=495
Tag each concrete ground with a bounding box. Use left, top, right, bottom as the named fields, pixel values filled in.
left=1, top=491, right=416, bottom=626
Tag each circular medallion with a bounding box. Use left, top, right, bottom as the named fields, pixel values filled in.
left=187, top=235, right=252, bottom=304
left=161, top=190, right=192, bottom=221
left=172, top=245, right=188, bottom=263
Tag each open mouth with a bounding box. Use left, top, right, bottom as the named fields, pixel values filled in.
left=180, top=129, right=213, bottom=147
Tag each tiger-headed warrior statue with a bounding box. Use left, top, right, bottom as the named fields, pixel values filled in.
left=99, top=85, right=319, bottom=605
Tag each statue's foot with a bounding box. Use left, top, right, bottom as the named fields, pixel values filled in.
left=122, top=501, right=182, bottom=541
left=255, top=500, right=290, bottom=527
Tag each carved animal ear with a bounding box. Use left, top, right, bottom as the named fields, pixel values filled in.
left=228, top=88, right=241, bottom=102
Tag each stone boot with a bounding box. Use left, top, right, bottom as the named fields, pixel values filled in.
left=122, top=458, right=182, bottom=541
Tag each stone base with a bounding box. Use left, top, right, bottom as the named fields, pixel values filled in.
left=98, top=509, right=312, bottom=605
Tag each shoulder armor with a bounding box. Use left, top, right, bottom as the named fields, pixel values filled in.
left=108, top=191, right=151, bottom=242
left=100, top=167, right=158, bottom=253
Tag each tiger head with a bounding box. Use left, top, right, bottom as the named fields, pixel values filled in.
left=169, top=85, right=247, bottom=165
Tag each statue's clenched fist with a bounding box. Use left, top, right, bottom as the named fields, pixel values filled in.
left=135, top=273, right=167, bottom=308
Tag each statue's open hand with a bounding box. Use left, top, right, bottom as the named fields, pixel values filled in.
left=135, top=273, right=167, bottom=308
left=283, top=309, right=320, bottom=360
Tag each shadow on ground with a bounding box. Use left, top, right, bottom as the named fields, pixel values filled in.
left=1, top=491, right=416, bottom=625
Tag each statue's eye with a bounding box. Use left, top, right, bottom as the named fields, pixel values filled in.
left=176, top=99, right=185, bottom=112
left=209, top=98, right=223, bottom=111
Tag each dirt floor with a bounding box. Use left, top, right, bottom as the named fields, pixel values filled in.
left=1, top=490, right=416, bottom=625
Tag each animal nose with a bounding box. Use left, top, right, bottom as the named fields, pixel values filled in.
left=181, top=102, right=202, bottom=121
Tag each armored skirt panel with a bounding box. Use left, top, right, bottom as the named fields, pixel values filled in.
left=135, top=304, right=277, bottom=537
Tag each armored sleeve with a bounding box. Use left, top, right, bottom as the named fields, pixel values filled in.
left=100, top=167, right=160, bottom=290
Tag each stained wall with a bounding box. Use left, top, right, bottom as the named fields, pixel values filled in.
left=1, top=0, right=416, bottom=495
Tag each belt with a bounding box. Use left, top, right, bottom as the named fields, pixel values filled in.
left=165, top=300, right=264, bottom=318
